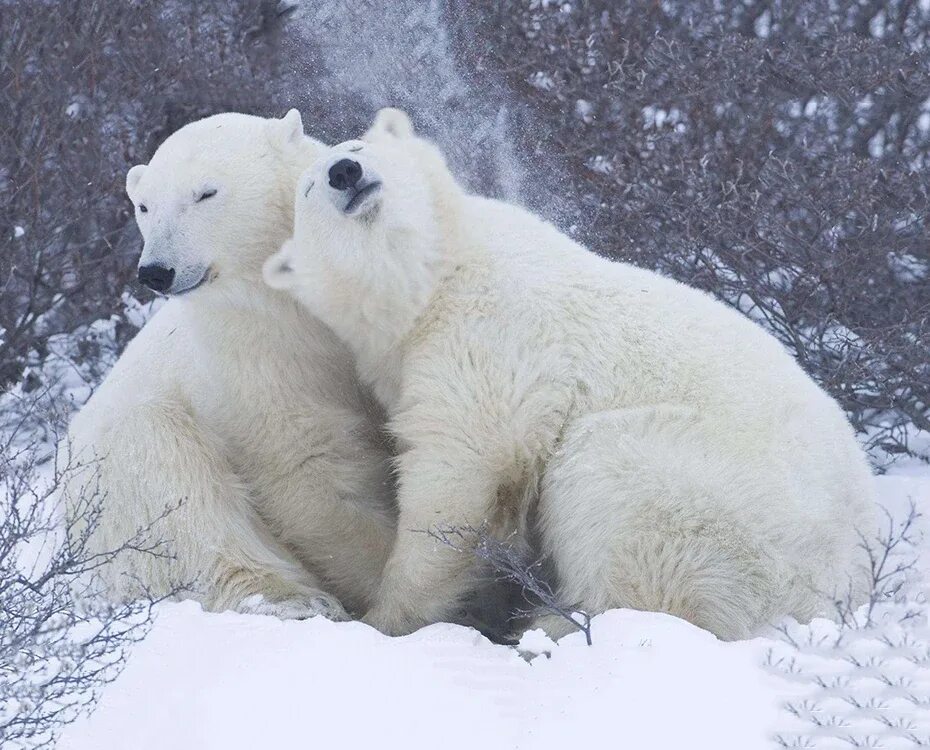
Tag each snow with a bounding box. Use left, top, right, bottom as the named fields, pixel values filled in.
left=887, top=251, right=929, bottom=283
left=58, top=606, right=785, bottom=750
left=754, top=10, right=772, bottom=38
left=56, top=470, right=930, bottom=750
left=586, top=154, right=613, bottom=174
left=528, top=71, right=556, bottom=92
left=288, top=1, right=524, bottom=206
left=575, top=99, right=594, bottom=124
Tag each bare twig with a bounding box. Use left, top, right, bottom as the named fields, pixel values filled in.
left=424, top=524, right=593, bottom=646
left=0, top=405, right=184, bottom=748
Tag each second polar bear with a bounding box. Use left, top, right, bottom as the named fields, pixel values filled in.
left=64, top=111, right=395, bottom=621
left=265, top=109, right=876, bottom=640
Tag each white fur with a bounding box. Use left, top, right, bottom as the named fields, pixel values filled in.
left=267, top=111, right=877, bottom=640
left=64, top=111, right=396, bottom=620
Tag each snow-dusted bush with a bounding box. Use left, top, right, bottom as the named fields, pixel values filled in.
left=0, top=403, right=179, bottom=749
left=0, top=1, right=283, bottom=393
left=766, top=503, right=929, bottom=747
left=4, top=0, right=928, bottom=462
left=427, top=524, right=592, bottom=646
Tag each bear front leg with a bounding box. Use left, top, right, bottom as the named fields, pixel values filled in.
left=64, top=399, right=348, bottom=622
left=362, top=447, right=499, bottom=636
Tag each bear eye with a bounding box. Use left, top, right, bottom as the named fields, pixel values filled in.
left=138, top=204, right=148, bottom=213
left=197, top=189, right=217, bottom=203
left=347, top=144, right=363, bottom=153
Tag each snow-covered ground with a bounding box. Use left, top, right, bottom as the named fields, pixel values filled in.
left=58, top=467, right=928, bottom=750
left=58, top=606, right=783, bottom=749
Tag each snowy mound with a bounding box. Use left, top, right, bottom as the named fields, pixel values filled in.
left=58, top=605, right=782, bottom=750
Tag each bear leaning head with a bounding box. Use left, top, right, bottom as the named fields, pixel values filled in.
left=264, top=108, right=460, bottom=306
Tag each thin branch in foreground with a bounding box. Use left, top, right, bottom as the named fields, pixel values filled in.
left=424, top=524, right=592, bottom=646
left=1, top=414, right=185, bottom=749
left=768, top=501, right=927, bottom=746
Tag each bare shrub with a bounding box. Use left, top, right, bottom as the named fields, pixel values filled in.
left=5, top=1, right=928, bottom=464
left=766, top=502, right=928, bottom=746
left=835, top=502, right=924, bottom=631
left=0, top=0, right=286, bottom=394
left=0, top=404, right=180, bottom=748
left=426, top=524, right=593, bottom=646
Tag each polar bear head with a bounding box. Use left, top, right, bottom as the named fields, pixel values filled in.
left=126, top=110, right=322, bottom=299
left=264, top=108, right=462, bottom=339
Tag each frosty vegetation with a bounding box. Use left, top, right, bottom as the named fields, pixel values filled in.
left=3, top=0, right=929, bottom=460
left=427, top=524, right=593, bottom=646
left=767, top=502, right=928, bottom=748
left=0, top=404, right=181, bottom=749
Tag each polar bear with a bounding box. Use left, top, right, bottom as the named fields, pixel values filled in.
left=264, top=108, right=877, bottom=640
left=64, top=110, right=396, bottom=621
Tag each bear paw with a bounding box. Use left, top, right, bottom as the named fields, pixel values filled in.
left=361, top=604, right=423, bottom=636
left=236, top=593, right=350, bottom=622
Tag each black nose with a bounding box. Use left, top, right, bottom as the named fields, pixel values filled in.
left=138, top=264, right=175, bottom=293
left=328, top=158, right=362, bottom=191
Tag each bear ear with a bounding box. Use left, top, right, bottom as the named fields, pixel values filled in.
left=276, top=108, right=305, bottom=146
left=365, top=107, right=415, bottom=140
left=126, top=164, right=146, bottom=197
left=263, top=244, right=296, bottom=290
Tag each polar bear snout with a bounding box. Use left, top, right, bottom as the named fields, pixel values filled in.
left=137, top=255, right=211, bottom=296
left=328, top=158, right=362, bottom=190
left=314, top=153, right=383, bottom=218
left=138, top=263, right=175, bottom=294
